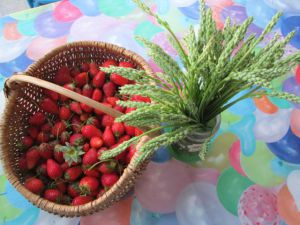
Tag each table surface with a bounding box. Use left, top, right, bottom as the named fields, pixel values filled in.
left=0, top=1, right=299, bottom=225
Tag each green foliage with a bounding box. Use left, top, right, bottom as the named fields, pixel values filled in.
left=99, top=0, right=300, bottom=164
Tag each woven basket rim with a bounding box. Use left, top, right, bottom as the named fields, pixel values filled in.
left=1, top=41, right=154, bottom=217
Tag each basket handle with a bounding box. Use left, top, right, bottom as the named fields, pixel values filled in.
left=4, top=73, right=124, bottom=118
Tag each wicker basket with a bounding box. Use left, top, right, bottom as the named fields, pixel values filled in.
left=0, top=41, right=154, bottom=217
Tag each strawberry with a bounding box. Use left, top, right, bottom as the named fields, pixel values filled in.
left=86, top=117, right=100, bottom=127
left=97, top=147, right=107, bottom=157
left=81, top=125, right=102, bottom=139
left=102, top=59, right=118, bottom=67
left=59, top=106, right=71, bottom=120
left=114, top=104, right=125, bottom=113
left=70, top=101, right=82, bottom=115
left=25, top=177, right=44, bottom=194
left=28, top=126, right=39, bottom=139
left=60, top=162, right=69, bottom=172
left=54, top=147, right=64, bottom=164
left=90, top=137, right=103, bottom=149
left=130, top=95, right=151, bottom=103
left=103, top=126, right=116, bottom=147
left=37, top=131, right=50, bottom=143
left=72, top=115, right=82, bottom=133
left=19, top=154, right=28, bottom=170
left=75, top=87, right=82, bottom=95
left=89, top=62, right=99, bottom=77
left=106, top=97, right=119, bottom=107
left=51, top=121, right=66, bottom=137
left=111, top=122, right=125, bottom=137
left=29, top=112, right=46, bottom=126
left=119, top=61, right=135, bottom=68
left=58, top=143, right=84, bottom=166
left=75, top=72, right=88, bottom=87
left=79, top=176, right=99, bottom=194
left=124, top=124, right=136, bottom=136
left=135, top=128, right=143, bottom=136
left=44, top=89, right=59, bottom=101
left=94, top=103, right=111, bottom=115
left=110, top=73, right=129, bottom=86
left=67, top=182, right=80, bottom=198
left=40, top=98, right=59, bottom=114
left=64, top=166, right=82, bottom=181
left=101, top=173, right=119, bottom=187
left=83, top=148, right=98, bottom=165
left=98, top=161, right=117, bottom=174
left=119, top=135, right=131, bottom=143
left=80, top=103, right=93, bottom=113
left=26, top=147, right=40, bottom=169
left=39, top=143, right=54, bottom=159
left=92, top=88, right=103, bottom=102
left=71, top=196, right=93, bottom=206
left=70, top=67, right=80, bottom=77
left=92, top=71, right=106, bottom=87
left=83, top=143, right=90, bottom=152
left=126, top=145, right=137, bottom=164
left=36, top=163, right=47, bottom=176
left=80, top=113, right=89, bottom=122
left=125, top=107, right=136, bottom=114
left=44, top=189, right=62, bottom=203
left=115, top=147, right=127, bottom=161
left=60, top=131, right=70, bottom=144
left=81, top=63, right=90, bottom=72
left=101, top=115, right=115, bottom=127
left=63, top=83, right=76, bottom=91
left=41, top=123, right=52, bottom=132
left=83, top=167, right=100, bottom=178
left=56, top=181, right=67, bottom=194
left=103, top=81, right=116, bottom=97
left=82, top=84, right=93, bottom=98
left=47, top=159, right=63, bottom=180
left=70, top=133, right=84, bottom=146
left=22, top=136, right=33, bottom=148
left=54, top=66, right=72, bottom=85
left=97, top=189, right=106, bottom=198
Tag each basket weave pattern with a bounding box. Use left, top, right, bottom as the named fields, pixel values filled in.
left=1, top=41, right=153, bottom=217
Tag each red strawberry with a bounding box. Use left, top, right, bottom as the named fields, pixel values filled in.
left=60, top=162, right=69, bottom=172
left=70, top=102, right=82, bottom=114
left=68, top=182, right=81, bottom=198
left=111, top=122, right=125, bottom=137
left=75, top=87, right=82, bottom=95
left=25, top=177, right=44, bottom=194
left=59, top=106, right=71, bottom=120
left=52, top=121, right=66, bottom=137
left=60, top=131, right=70, bottom=144
left=75, top=72, right=88, bottom=87
left=71, top=115, right=82, bottom=133
left=80, top=113, right=89, bottom=122
left=39, top=143, right=54, bottom=159
left=97, top=147, right=107, bottom=157
left=19, top=154, right=28, bottom=170
left=54, top=66, right=72, bottom=85
left=71, top=196, right=93, bottom=206
left=79, top=176, right=99, bottom=194
left=103, top=81, right=116, bottom=97
left=81, top=63, right=89, bottom=72
left=103, top=126, right=116, bottom=147
left=115, top=147, right=127, bottom=161
left=81, top=125, right=102, bottom=139
left=83, top=148, right=98, bottom=165
left=135, top=128, right=143, bottom=136
left=26, top=147, right=40, bottom=169
left=40, top=98, right=59, bottom=114
left=119, top=61, right=135, bottom=68
left=131, top=95, right=151, bottom=103
left=80, top=103, right=93, bottom=113
left=91, top=88, right=103, bottom=102
left=54, top=148, right=64, bottom=163
left=56, top=181, right=67, bottom=194
left=83, top=167, right=100, bottom=178
left=36, top=163, right=47, bottom=176
left=92, top=71, right=106, bottom=88
left=37, top=131, right=49, bottom=143
left=114, top=104, right=125, bottom=113
left=70, top=67, right=80, bottom=77
left=101, top=115, right=115, bottom=127
left=97, top=189, right=105, bottom=198
left=44, top=89, right=59, bottom=101
left=70, top=133, right=85, bottom=146
left=94, top=103, right=111, bottom=115
left=41, top=123, right=52, bottom=132
left=89, top=62, right=99, bottom=77
left=101, top=173, right=119, bottom=187
left=126, top=145, right=137, bottom=164
left=83, top=143, right=90, bottom=152
left=102, top=59, right=118, bottom=67
left=110, top=73, right=129, bottom=86
left=47, top=159, right=63, bottom=179
left=119, top=135, right=131, bottom=143
left=61, top=83, right=75, bottom=100
left=64, top=166, right=82, bottom=181
left=125, top=107, right=136, bottom=114
left=98, top=161, right=117, bottom=174
left=82, top=84, right=93, bottom=98
left=106, top=97, right=119, bottom=107
left=86, top=117, right=100, bottom=127
left=22, top=136, right=33, bottom=148
left=124, top=124, right=136, bottom=136
left=90, top=137, right=103, bottom=149
left=29, top=112, right=46, bottom=126
left=28, top=126, right=39, bottom=139
left=44, top=189, right=62, bottom=203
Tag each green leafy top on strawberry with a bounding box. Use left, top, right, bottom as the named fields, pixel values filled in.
left=55, top=143, right=84, bottom=166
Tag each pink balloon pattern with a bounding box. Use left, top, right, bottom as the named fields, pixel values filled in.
left=53, top=0, right=82, bottom=22
left=229, top=140, right=247, bottom=176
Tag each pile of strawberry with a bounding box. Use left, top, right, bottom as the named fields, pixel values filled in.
left=19, top=59, right=149, bottom=206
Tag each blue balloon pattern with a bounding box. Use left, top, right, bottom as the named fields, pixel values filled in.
left=0, top=52, right=33, bottom=77
left=271, top=158, right=300, bottom=177
left=70, top=0, right=101, bottom=17
left=156, top=213, right=180, bottom=225
left=281, top=16, right=300, bottom=49
left=227, top=90, right=256, bottom=115
left=178, top=1, right=200, bottom=20
left=130, top=199, right=160, bottom=225
left=4, top=207, right=39, bottom=225
left=151, top=146, right=172, bottom=163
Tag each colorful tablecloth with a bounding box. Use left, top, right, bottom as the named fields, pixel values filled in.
left=0, top=0, right=300, bottom=225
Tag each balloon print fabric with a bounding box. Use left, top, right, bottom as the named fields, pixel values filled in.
left=0, top=0, right=300, bottom=224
